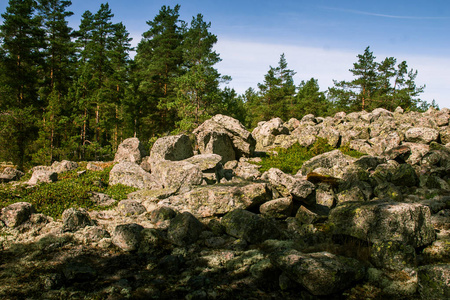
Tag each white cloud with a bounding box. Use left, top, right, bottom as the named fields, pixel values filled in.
left=214, top=39, right=449, bottom=109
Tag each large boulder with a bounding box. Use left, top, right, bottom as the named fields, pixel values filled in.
left=112, top=223, right=144, bottom=252
left=148, top=134, right=193, bottom=169
left=0, top=167, right=24, bottom=183
left=194, top=114, right=256, bottom=161
left=1, top=202, right=35, bottom=228
left=405, top=127, right=439, bottom=144
left=28, top=169, right=58, bottom=185
left=252, top=118, right=289, bottom=150
left=221, top=209, right=282, bottom=244
left=329, top=201, right=436, bottom=248
left=62, top=208, right=94, bottom=232
left=51, top=160, right=78, bottom=173
left=262, top=168, right=315, bottom=201
left=418, top=264, right=450, bottom=300
left=109, top=162, right=158, bottom=189
left=161, top=183, right=271, bottom=217
left=271, top=249, right=365, bottom=296
left=151, top=160, right=203, bottom=193
left=300, top=150, right=356, bottom=178
left=114, top=137, right=146, bottom=164
left=167, top=211, right=205, bottom=246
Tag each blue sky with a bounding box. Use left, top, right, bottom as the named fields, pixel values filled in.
left=1, top=0, right=449, bottom=108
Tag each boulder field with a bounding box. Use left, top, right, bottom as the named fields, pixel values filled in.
left=1, top=108, right=450, bottom=299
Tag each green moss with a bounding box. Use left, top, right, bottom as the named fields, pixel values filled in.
left=253, top=138, right=366, bottom=175
left=0, top=164, right=137, bottom=219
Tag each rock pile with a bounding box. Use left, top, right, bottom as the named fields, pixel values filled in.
left=1, top=107, right=449, bottom=299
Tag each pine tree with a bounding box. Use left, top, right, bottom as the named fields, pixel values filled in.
left=292, top=78, right=328, bottom=117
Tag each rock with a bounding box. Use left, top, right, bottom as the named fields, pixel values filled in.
left=291, top=125, right=319, bottom=148
left=90, top=192, right=116, bottom=207
left=162, top=183, right=271, bottom=217
left=167, top=211, right=205, bottom=246
left=318, top=126, right=340, bottom=148
left=109, top=162, right=157, bottom=189
left=0, top=167, right=24, bottom=183
left=185, top=154, right=223, bottom=183
left=86, top=161, right=105, bottom=171
left=1, top=202, right=35, bottom=228
left=117, top=199, right=147, bottom=216
left=148, top=206, right=177, bottom=223
left=367, top=267, right=418, bottom=297
left=301, top=114, right=316, bottom=123
left=271, top=249, right=365, bottom=296
left=252, top=118, right=289, bottom=150
left=418, top=264, right=450, bottom=299
left=63, top=262, right=97, bottom=282
left=329, top=201, right=436, bottom=247
left=262, top=168, right=315, bottom=201
left=315, top=183, right=335, bottom=209
left=112, top=223, right=144, bottom=251
left=194, top=114, right=256, bottom=160
left=28, top=169, right=58, bottom=185
left=151, top=160, right=203, bottom=193
left=51, top=160, right=78, bottom=173
left=405, top=127, right=439, bottom=144
left=391, top=163, right=418, bottom=187
left=62, top=208, right=94, bottom=232
left=234, top=161, right=261, bottom=181
left=284, top=118, right=300, bottom=131
left=259, top=197, right=294, bottom=219
left=295, top=205, right=327, bottom=224
left=370, top=241, right=416, bottom=269
left=300, top=150, right=356, bottom=178
left=148, top=134, right=193, bottom=168
left=272, top=134, right=297, bottom=149
left=221, top=209, right=281, bottom=244
left=114, top=137, right=146, bottom=164
left=422, top=240, right=450, bottom=263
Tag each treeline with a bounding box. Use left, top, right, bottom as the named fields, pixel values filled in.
left=0, top=1, right=436, bottom=169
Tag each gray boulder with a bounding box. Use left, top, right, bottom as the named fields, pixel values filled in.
left=151, top=160, right=203, bottom=193
left=194, top=114, right=256, bottom=160
left=252, top=117, right=289, bottom=150
left=271, top=249, right=365, bottom=296
left=1, top=202, right=35, bottom=228
left=117, top=199, right=147, bottom=217
left=0, top=167, right=24, bottom=183
left=418, top=264, right=450, bottom=300
left=167, top=211, right=205, bottom=246
left=221, top=209, right=281, bottom=244
left=28, top=169, right=58, bottom=185
left=259, top=197, right=294, bottom=219
left=51, top=160, right=78, bottom=173
left=262, top=168, right=315, bottom=201
left=114, top=137, right=146, bottom=164
left=405, top=127, right=439, bottom=144
left=329, top=201, right=436, bottom=248
left=148, top=134, right=193, bottom=168
left=109, top=162, right=158, bottom=189
left=112, top=223, right=144, bottom=251
left=300, top=150, right=356, bottom=178
left=62, top=208, right=94, bottom=232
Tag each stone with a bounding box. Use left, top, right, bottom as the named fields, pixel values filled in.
left=405, top=127, right=439, bottom=144
left=259, top=197, right=294, bottom=219
left=391, top=163, right=418, bottom=187
left=300, top=150, right=356, bottom=178
left=270, top=249, right=365, bottom=296
left=367, top=267, right=418, bottom=297
left=151, top=160, right=203, bottom=193
left=252, top=117, right=289, bottom=150
left=1, top=202, right=35, bottom=228
left=184, top=154, right=222, bottom=172
left=221, top=209, right=281, bottom=244
left=161, top=183, right=271, bottom=218
left=148, top=134, right=193, bottom=168
left=112, top=223, right=144, bottom=251
left=330, top=201, right=436, bottom=247
left=234, top=161, right=261, bottom=180
left=117, top=199, right=147, bottom=216
left=194, top=114, right=256, bottom=159
left=418, top=264, right=450, bottom=299
left=295, top=205, right=327, bottom=224
left=62, top=208, right=94, bottom=232
left=51, top=160, right=78, bottom=173
left=167, top=211, right=205, bottom=246
left=114, top=137, right=146, bottom=164
left=148, top=206, right=177, bottom=223
left=90, top=192, right=116, bottom=207
left=262, top=168, right=315, bottom=201
left=28, top=169, right=58, bottom=185
left=0, top=167, right=24, bottom=183
left=109, top=162, right=157, bottom=189
left=370, top=241, right=416, bottom=269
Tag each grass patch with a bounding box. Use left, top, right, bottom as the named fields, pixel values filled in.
left=254, top=137, right=366, bottom=175
left=0, top=164, right=137, bottom=219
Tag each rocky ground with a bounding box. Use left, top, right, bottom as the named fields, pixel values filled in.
left=1, top=108, right=450, bottom=299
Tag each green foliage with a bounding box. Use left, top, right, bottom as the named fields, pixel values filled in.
left=0, top=164, right=136, bottom=219
left=255, top=137, right=366, bottom=175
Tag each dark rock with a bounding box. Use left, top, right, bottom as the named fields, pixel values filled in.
left=167, top=211, right=205, bottom=246
left=62, top=208, right=94, bottom=232
left=1, top=202, right=35, bottom=228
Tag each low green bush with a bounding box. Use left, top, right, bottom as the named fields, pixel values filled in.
left=255, top=137, right=366, bottom=175
left=0, top=164, right=137, bottom=219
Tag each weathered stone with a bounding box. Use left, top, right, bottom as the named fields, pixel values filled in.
left=370, top=241, right=416, bottom=269
left=167, top=211, right=205, bottom=246
left=271, top=249, right=365, bottom=296
left=318, top=126, right=340, bottom=148
left=194, top=114, right=256, bottom=159
left=1, top=202, right=35, bottom=228
left=148, top=206, right=177, bottom=223
left=405, top=127, right=439, bottom=144
left=90, top=192, right=116, bottom=207
left=300, top=150, right=356, bottom=178
left=184, top=154, right=222, bottom=172
left=152, top=160, right=203, bottom=193
left=315, top=183, right=335, bottom=209
left=391, top=163, right=418, bottom=187
left=148, top=134, right=193, bottom=168
left=262, top=168, right=315, bottom=201
left=0, top=167, right=24, bottom=183
left=234, top=161, right=261, bottom=180
left=295, top=205, right=327, bottom=224
left=114, top=137, right=146, bottom=164
left=259, top=197, right=293, bottom=219
left=418, top=264, right=450, bottom=299
left=112, top=223, right=144, bottom=251
left=51, top=160, right=79, bottom=173
left=28, top=169, right=58, bottom=185
left=117, top=199, right=147, bottom=216
left=367, top=267, right=418, bottom=297
left=330, top=201, right=436, bottom=247
left=221, top=209, right=281, bottom=244
left=62, top=208, right=93, bottom=232
left=109, top=162, right=157, bottom=189
left=161, top=183, right=271, bottom=217
left=422, top=240, right=450, bottom=263
left=252, top=117, right=289, bottom=150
